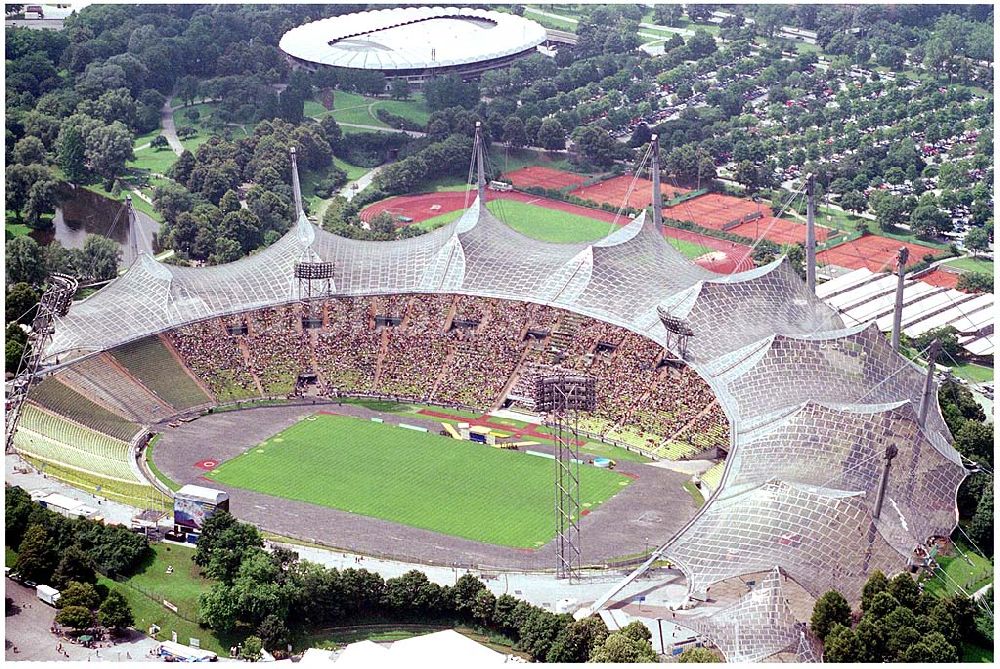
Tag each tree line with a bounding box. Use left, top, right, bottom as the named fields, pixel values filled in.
left=192, top=510, right=659, bottom=662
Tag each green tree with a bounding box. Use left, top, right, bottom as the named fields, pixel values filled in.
left=471, top=588, right=496, bottom=626
left=52, top=547, right=97, bottom=590
left=26, top=176, right=60, bottom=226
left=546, top=616, right=609, bottom=663
left=59, top=581, right=101, bottom=610
left=968, top=483, right=993, bottom=557
left=572, top=125, right=619, bottom=168
left=899, top=631, right=958, bottom=662
left=822, top=623, right=862, bottom=662
left=199, top=583, right=238, bottom=633
left=861, top=570, right=889, bottom=612
left=6, top=330, right=26, bottom=373
left=85, top=121, right=134, bottom=189
left=13, top=136, right=46, bottom=165
left=6, top=163, right=51, bottom=220
left=257, top=613, right=290, bottom=652
left=956, top=271, right=992, bottom=294
left=14, top=524, right=56, bottom=583
left=5, top=282, right=39, bottom=324
left=56, top=605, right=94, bottom=632
left=6, top=236, right=46, bottom=285
left=503, top=116, right=527, bottom=149
left=839, top=190, right=867, bottom=214
left=177, top=75, right=199, bottom=106
left=679, top=647, right=722, bottom=662
left=537, top=118, right=565, bottom=151
left=98, top=590, right=134, bottom=633
left=870, top=191, right=908, bottom=231
left=240, top=635, right=264, bottom=662
left=910, top=203, right=951, bottom=238
left=811, top=590, right=852, bottom=641
left=80, top=234, right=122, bottom=281
left=452, top=573, right=486, bottom=616
left=589, top=630, right=658, bottom=663
left=57, top=120, right=88, bottom=183
left=965, top=227, right=990, bottom=255
left=390, top=78, right=411, bottom=100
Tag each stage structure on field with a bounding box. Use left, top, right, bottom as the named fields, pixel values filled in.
left=534, top=373, right=597, bottom=581
left=23, top=137, right=972, bottom=663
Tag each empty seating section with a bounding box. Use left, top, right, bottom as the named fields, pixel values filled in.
left=246, top=306, right=311, bottom=396
left=699, top=460, right=727, bottom=493
left=57, top=354, right=174, bottom=423
left=168, top=321, right=258, bottom=402
left=315, top=298, right=381, bottom=393
left=111, top=337, right=212, bottom=410
left=29, top=377, right=142, bottom=442
left=14, top=403, right=142, bottom=484
left=378, top=295, right=453, bottom=399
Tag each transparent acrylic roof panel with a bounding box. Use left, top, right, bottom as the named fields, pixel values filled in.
left=693, top=568, right=800, bottom=663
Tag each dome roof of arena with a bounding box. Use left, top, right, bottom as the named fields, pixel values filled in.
left=279, top=7, right=547, bottom=71
left=46, top=193, right=966, bottom=659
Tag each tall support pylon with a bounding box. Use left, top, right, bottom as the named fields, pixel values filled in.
left=650, top=134, right=663, bottom=229
left=805, top=174, right=816, bottom=294
left=872, top=444, right=899, bottom=519
left=475, top=121, right=487, bottom=204
left=290, top=146, right=304, bottom=217
left=918, top=339, right=942, bottom=427
left=891, top=247, right=910, bottom=352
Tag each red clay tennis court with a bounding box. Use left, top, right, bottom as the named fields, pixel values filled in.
left=728, top=217, right=831, bottom=246
left=665, top=193, right=771, bottom=230
left=817, top=235, right=942, bottom=272
left=505, top=166, right=588, bottom=191
left=571, top=175, right=688, bottom=210
left=916, top=268, right=963, bottom=290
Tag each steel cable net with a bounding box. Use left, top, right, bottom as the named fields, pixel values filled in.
left=42, top=195, right=967, bottom=650
left=692, top=568, right=806, bottom=663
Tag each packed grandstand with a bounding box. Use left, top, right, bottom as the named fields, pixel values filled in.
left=11, top=154, right=967, bottom=662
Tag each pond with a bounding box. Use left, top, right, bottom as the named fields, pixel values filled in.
left=29, top=184, right=161, bottom=268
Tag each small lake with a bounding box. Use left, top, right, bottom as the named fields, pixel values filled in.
left=29, top=185, right=161, bottom=267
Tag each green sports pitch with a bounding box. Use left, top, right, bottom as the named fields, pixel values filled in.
left=206, top=414, right=631, bottom=548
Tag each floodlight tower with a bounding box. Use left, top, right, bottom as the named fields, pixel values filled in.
left=650, top=134, right=663, bottom=229
left=289, top=147, right=334, bottom=328
left=534, top=374, right=597, bottom=581
left=805, top=174, right=817, bottom=295
left=890, top=247, right=909, bottom=352
left=290, top=146, right=304, bottom=216
left=124, top=195, right=140, bottom=264
left=475, top=121, right=487, bottom=203
left=658, top=304, right=694, bottom=362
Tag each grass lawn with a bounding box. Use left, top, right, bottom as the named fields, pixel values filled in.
left=206, top=414, right=630, bottom=547
left=415, top=199, right=619, bottom=243
left=333, top=156, right=369, bottom=182
left=5, top=546, right=16, bottom=567
left=947, top=361, right=994, bottom=384
left=129, top=146, right=178, bottom=175
left=81, top=182, right=162, bottom=223
left=963, top=643, right=994, bottom=663
left=308, top=92, right=431, bottom=129
left=665, top=236, right=714, bottom=260
left=101, top=542, right=234, bottom=656
left=922, top=541, right=993, bottom=599
left=490, top=146, right=581, bottom=176
left=945, top=256, right=994, bottom=274
left=5, top=210, right=33, bottom=240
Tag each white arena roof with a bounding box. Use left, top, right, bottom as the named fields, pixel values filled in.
left=279, top=7, right=547, bottom=72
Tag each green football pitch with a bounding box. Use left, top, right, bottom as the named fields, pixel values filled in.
left=206, top=414, right=631, bottom=548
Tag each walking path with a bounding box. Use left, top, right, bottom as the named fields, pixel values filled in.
left=159, top=98, right=184, bottom=156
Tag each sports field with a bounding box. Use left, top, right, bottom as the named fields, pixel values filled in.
left=206, top=414, right=631, bottom=547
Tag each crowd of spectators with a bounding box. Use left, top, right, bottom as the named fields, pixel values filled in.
left=165, top=294, right=727, bottom=455
left=169, top=320, right=257, bottom=401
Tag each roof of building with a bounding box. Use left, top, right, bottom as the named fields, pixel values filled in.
left=303, top=630, right=507, bottom=666
left=175, top=484, right=229, bottom=504
left=279, top=7, right=546, bottom=71
left=44, top=189, right=966, bottom=663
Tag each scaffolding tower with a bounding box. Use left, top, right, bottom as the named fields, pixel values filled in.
left=5, top=273, right=78, bottom=452
left=534, top=373, right=597, bottom=580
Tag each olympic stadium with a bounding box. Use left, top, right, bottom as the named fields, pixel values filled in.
left=8, top=137, right=967, bottom=662
left=279, top=7, right=547, bottom=82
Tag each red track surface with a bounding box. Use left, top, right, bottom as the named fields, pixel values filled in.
left=505, top=166, right=588, bottom=190
left=728, top=216, right=831, bottom=245
left=918, top=268, right=963, bottom=290
left=817, top=235, right=943, bottom=272
left=360, top=192, right=757, bottom=275
left=666, top=193, right=772, bottom=230
left=360, top=190, right=621, bottom=224
left=571, top=175, right=688, bottom=210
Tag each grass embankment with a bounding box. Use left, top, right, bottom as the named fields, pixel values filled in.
left=145, top=434, right=181, bottom=492
left=206, top=414, right=630, bottom=548
left=101, top=543, right=234, bottom=657
left=305, top=92, right=431, bottom=128
left=944, top=255, right=994, bottom=274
